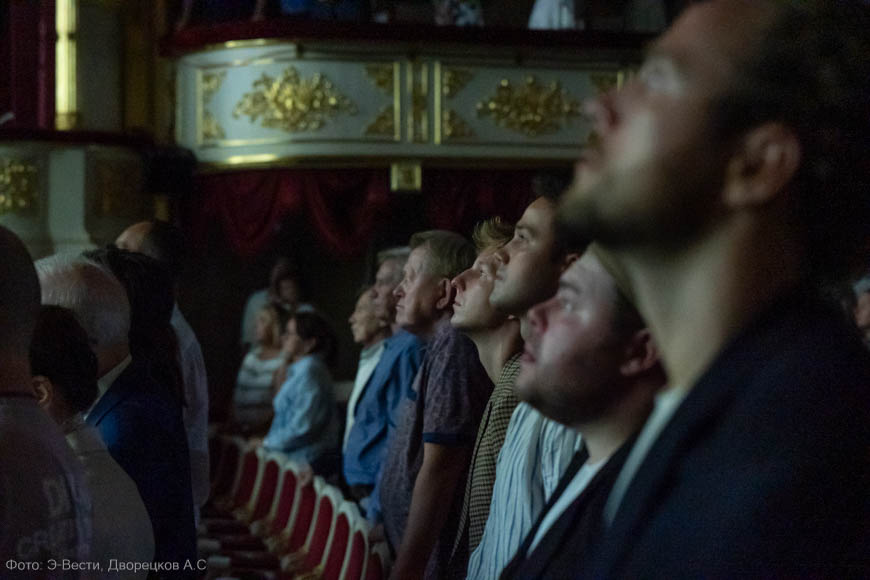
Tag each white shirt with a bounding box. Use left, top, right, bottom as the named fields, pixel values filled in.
left=66, top=418, right=155, bottom=578
left=95, top=354, right=132, bottom=403
left=603, top=386, right=688, bottom=526
left=467, top=403, right=583, bottom=580
left=343, top=341, right=386, bottom=449
left=528, top=456, right=607, bottom=553
left=171, top=304, right=210, bottom=517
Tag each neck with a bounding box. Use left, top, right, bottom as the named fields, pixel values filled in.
left=604, top=216, right=801, bottom=390
left=412, top=312, right=452, bottom=342
left=363, top=329, right=391, bottom=350
left=97, top=343, right=131, bottom=379
left=575, top=378, right=657, bottom=464
left=467, top=319, right=522, bottom=383
left=0, top=354, right=37, bottom=397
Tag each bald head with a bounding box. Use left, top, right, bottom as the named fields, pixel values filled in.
left=116, top=219, right=185, bottom=280
left=0, top=226, right=40, bottom=353
left=115, top=221, right=152, bottom=254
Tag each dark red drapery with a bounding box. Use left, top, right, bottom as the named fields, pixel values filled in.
left=190, top=168, right=391, bottom=258
left=188, top=167, right=542, bottom=259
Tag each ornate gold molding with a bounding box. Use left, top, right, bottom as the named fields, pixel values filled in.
left=202, top=71, right=227, bottom=102
left=477, top=76, right=581, bottom=137
left=443, top=110, right=475, bottom=139
left=199, top=70, right=227, bottom=142
left=233, top=67, right=358, bottom=133
left=0, top=159, right=38, bottom=216
left=202, top=111, right=226, bottom=140
left=365, top=64, right=394, bottom=94
left=407, top=63, right=428, bottom=143
left=364, top=63, right=399, bottom=139
left=442, top=68, right=474, bottom=98
left=365, top=106, right=396, bottom=138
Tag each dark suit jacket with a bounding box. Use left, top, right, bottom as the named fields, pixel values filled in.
left=499, top=441, right=630, bottom=580
left=582, top=287, right=870, bottom=579
left=86, top=358, right=197, bottom=574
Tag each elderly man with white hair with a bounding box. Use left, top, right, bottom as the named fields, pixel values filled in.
left=37, top=254, right=197, bottom=576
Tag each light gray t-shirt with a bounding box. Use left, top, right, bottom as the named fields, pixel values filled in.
left=0, top=396, right=92, bottom=574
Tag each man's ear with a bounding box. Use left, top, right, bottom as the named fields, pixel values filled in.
left=32, top=375, right=53, bottom=409
left=559, top=252, right=581, bottom=274
left=723, top=122, right=802, bottom=209
left=436, top=278, right=455, bottom=311
left=619, top=329, right=659, bottom=378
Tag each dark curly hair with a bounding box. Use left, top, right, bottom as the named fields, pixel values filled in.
left=30, top=305, right=99, bottom=414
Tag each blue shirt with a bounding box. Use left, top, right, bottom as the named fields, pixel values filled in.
left=342, top=330, right=424, bottom=488
left=263, top=354, right=340, bottom=465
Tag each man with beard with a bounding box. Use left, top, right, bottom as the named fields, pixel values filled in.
left=557, top=0, right=870, bottom=576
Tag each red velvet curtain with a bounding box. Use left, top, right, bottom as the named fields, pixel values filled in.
left=190, top=168, right=390, bottom=258
left=423, top=169, right=536, bottom=233
left=189, top=167, right=542, bottom=258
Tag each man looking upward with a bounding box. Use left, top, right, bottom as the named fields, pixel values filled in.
left=558, top=1, right=870, bottom=576
left=445, top=218, right=522, bottom=575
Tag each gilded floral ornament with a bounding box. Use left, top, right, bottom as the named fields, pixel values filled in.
left=443, top=110, right=475, bottom=139
left=233, top=67, right=357, bottom=133
left=365, top=106, right=396, bottom=138
left=476, top=76, right=581, bottom=137
left=202, top=111, right=226, bottom=140
left=0, top=159, right=38, bottom=216
left=442, top=68, right=473, bottom=98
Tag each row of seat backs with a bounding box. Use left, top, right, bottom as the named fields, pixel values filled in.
left=208, top=435, right=390, bottom=580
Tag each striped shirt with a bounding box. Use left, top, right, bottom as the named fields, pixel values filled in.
left=466, top=403, right=582, bottom=580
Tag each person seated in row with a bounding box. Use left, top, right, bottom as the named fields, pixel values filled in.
left=30, top=305, right=155, bottom=577
left=231, top=303, right=288, bottom=434
left=259, top=311, right=342, bottom=476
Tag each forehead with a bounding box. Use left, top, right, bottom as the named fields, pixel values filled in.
left=355, top=291, right=374, bottom=309
left=377, top=258, right=400, bottom=278
left=407, top=246, right=431, bottom=269
left=653, top=0, right=770, bottom=94
left=517, top=198, right=556, bottom=233
left=560, top=252, right=615, bottom=299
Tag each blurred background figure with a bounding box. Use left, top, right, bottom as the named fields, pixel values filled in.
left=344, top=286, right=392, bottom=449
left=115, top=219, right=210, bottom=526
left=231, top=303, right=288, bottom=433
left=240, top=257, right=313, bottom=350
left=853, top=274, right=870, bottom=348
left=31, top=305, right=155, bottom=577
left=261, top=311, right=342, bottom=477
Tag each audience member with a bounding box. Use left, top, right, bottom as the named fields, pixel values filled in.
left=344, top=286, right=391, bottom=449
left=116, top=219, right=210, bottom=521
left=376, top=230, right=490, bottom=580
left=500, top=248, right=665, bottom=577
left=853, top=274, right=870, bottom=348
left=343, top=247, right=424, bottom=510
left=444, top=217, right=521, bottom=576
left=556, top=0, right=870, bottom=575
left=262, top=311, right=341, bottom=475
left=232, top=303, right=287, bottom=433
left=0, top=228, right=92, bottom=567
left=240, top=257, right=313, bottom=348
left=37, top=254, right=197, bottom=574
left=370, top=246, right=411, bottom=333
left=30, top=305, right=155, bottom=576
left=466, top=181, right=583, bottom=580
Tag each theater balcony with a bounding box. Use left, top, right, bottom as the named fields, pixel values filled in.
left=167, top=17, right=648, bottom=178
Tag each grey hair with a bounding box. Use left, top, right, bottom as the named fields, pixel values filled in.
left=377, top=246, right=411, bottom=268
left=35, top=253, right=131, bottom=349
